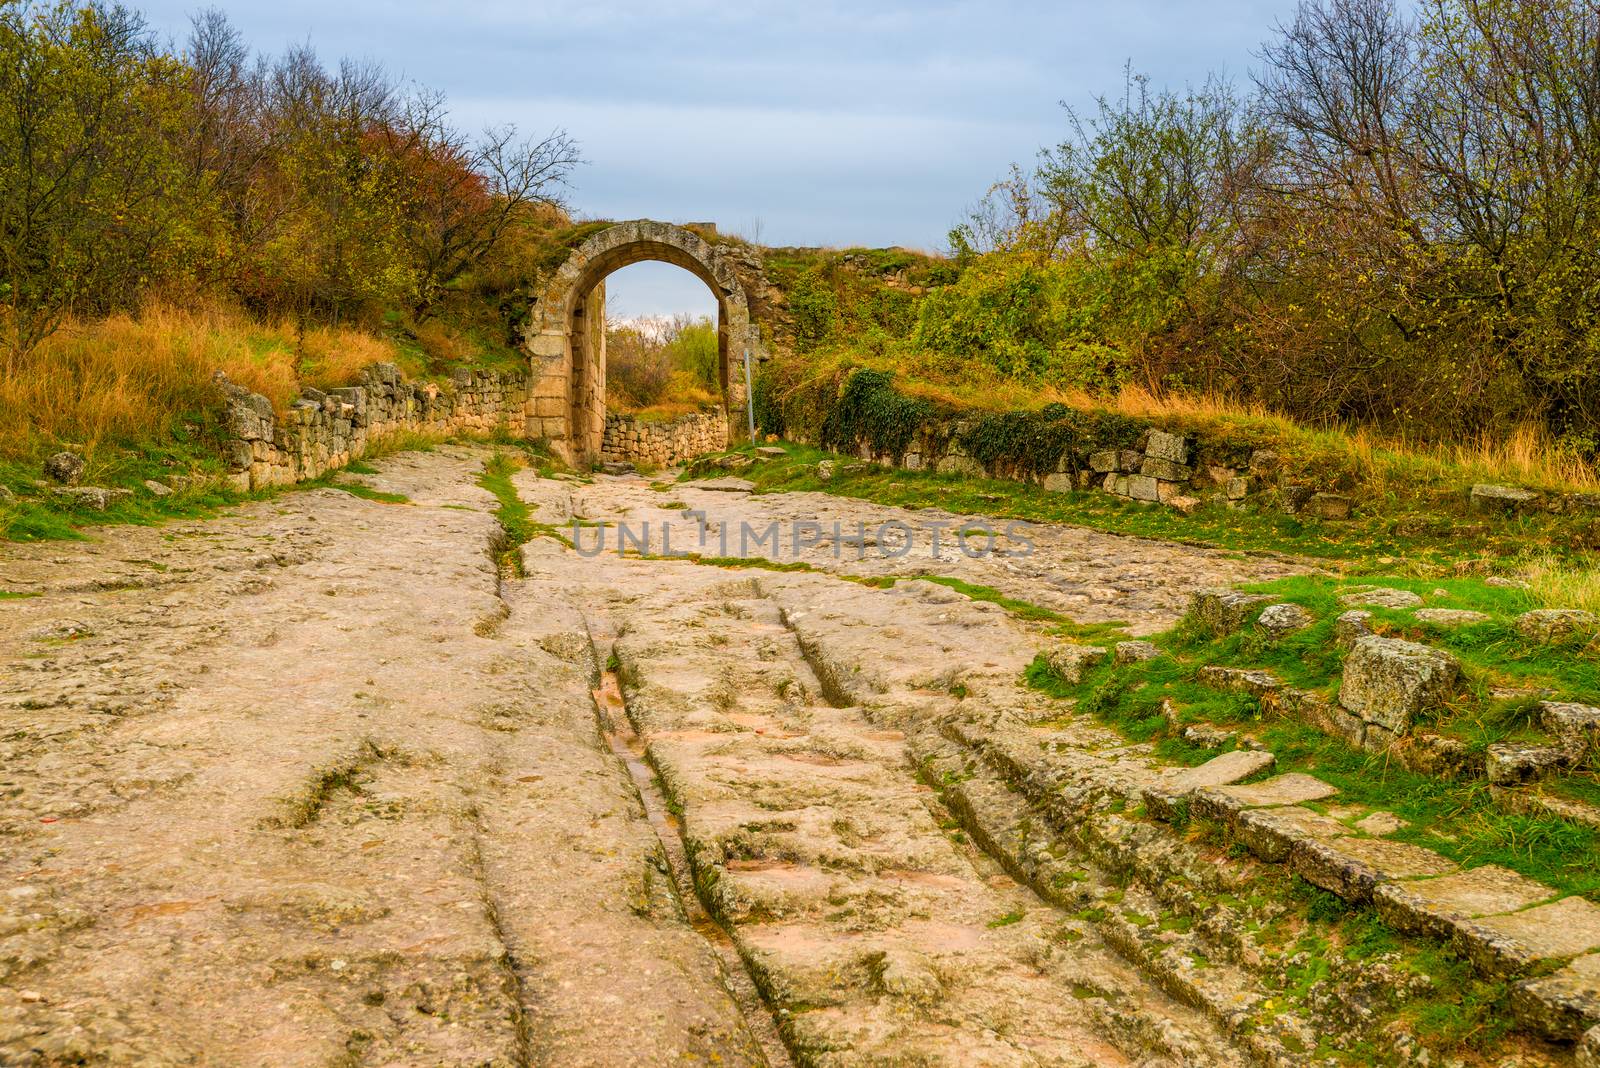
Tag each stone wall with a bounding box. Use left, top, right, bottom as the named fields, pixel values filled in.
left=218, top=363, right=528, bottom=490
left=601, top=410, right=728, bottom=468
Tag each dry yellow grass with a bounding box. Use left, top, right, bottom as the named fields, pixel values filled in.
left=1516, top=553, right=1600, bottom=614
left=0, top=304, right=401, bottom=461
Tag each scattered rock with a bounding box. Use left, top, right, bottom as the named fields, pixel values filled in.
left=1191, top=588, right=1273, bottom=635
left=1470, top=483, right=1539, bottom=512
left=1225, top=476, right=1252, bottom=500
left=816, top=459, right=835, bottom=481
left=1044, top=644, right=1108, bottom=684
left=1486, top=575, right=1532, bottom=589
left=1579, top=1023, right=1600, bottom=1067
left=1413, top=608, right=1489, bottom=626
left=1339, top=585, right=1423, bottom=609
left=1197, top=665, right=1282, bottom=696
left=600, top=461, right=635, bottom=475
left=1181, top=723, right=1236, bottom=748
left=1303, top=492, right=1354, bottom=520
left=754, top=446, right=787, bottom=457
left=1486, top=742, right=1570, bottom=785
left=1516, top=609, right=1598, bottom=642
left=1166, top=494, right=1202, bottom=515
left=0, top=484, right=15, bottom=503
left=1279, top=484, right=1316, bottom=514
left=1541, top=702, right=1600, bottom=746
left=1113, top=640, right=1162, bottom=665
left=1256, top=602, right=1314, bottom=638
left=143, top=479, right=173, bottom=498
left=1338, top=636, right=1461, bottom=734
left=1334, top=610, right=1374, bottom=648
left=43, top=451, right=86, bottom=485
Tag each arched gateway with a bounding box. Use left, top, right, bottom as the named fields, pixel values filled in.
left=523, top=220, right=760, bottom=465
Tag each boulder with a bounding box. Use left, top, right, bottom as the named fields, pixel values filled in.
left=1166, top=494, right=1202, bottom=515
left=815, top=460, right=835, bottom=482
left=1256, top=602, right=1314, bottom=638
left=1541, top=701, right=1600, bottom=745
left=51, top=486, right=132, bottom=512
left=1044, top=644, right=1108, bottom=684
left=43, top=451, right=85, bottom=485
left=1279, top=484, right=1316, bottom=513
left=1338, top=636, right=1461, bottom=734
left=1517, top=609, right=1598, bottom=642
left=142, top=479, right=172, bottom=498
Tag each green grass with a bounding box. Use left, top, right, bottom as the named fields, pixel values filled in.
left=477, top=452, right=537, bottom=574
left=0, top=590, right=41, bottom=599
left=704, top=442, right=1600, bottom=573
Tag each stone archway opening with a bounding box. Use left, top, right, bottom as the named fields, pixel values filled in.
left=523, top=220, right=760, bottom=466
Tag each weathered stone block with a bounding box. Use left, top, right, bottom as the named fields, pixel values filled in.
left=1145, top=430, right=1190, bottom=464
left=1456, top=896, right=1600, bottom=978
left=1486, top=742, right=1570, bottom=785
left=1197, top=665, right=1282, bottom=696
left=1139, top=456, right=1193, bottom=482
left=1114, top=640, right=1162, bottom=665
left=1291, top=835, right=1457, bottom=903
left=1226, top=476, right=1252, bottom=500
left=1373, top=864, right=1556, bottom=943
left=1471, top=482, right=1539, bottom=512
left=1234, top=804, right=1350, bottom=863
left=1414, top=608, right=1490, bottom=626
left=1334, top=609, right=1373, bottom=648
left=1338, top=636, right=1461, bottom=734
left=1143, top=749, right=1276, bottom=821
left=1166, top=494, right=1202, bottom=515
left=1517, top=609, right=1599, bottom=642
left=1256, top=602, right=1314, bottom=638
left=1339, top=585, right=1423, bottom=609
left=1302, top=492, right=1354, bottom=520
left=1125, top=474, right=1161, bottom=502
left=1088, top=449, right=1121, bottom=473
left=1044, top=644, right=1108, bottom=684
left=1190, top=773, right=1337, bottom=825
left=1190, top=588, right=1272, bottom=635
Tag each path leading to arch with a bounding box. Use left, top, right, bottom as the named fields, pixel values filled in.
left=0, top=451, right=1302, bottom=1066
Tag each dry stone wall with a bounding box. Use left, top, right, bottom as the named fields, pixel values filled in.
left=218, top=363, right=528, bottom=490
left=601, top=410, right=728, bottom=468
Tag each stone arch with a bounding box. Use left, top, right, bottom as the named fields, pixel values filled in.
left=523, top=219, right=760, bottom=465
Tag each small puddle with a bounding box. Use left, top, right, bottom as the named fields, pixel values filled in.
left=591, top=664, right=795, bottom=1068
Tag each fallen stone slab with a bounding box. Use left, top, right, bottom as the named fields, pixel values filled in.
left=1190, top=588, right=1272, bottom=635
left=1189, top=772, right=1337, bottom=826
left=600, top=461, right=636, bottom=475
left=1471, top=483, right=1540, bottom=512
left=1234, top=805, right=1353, bottom=863
left=1354, top=811, right=1407, bottom=835
left=1413, top=608, right=1490, bottom=626
left=753, top=446, right=787, bottom=457
left=1373, top=865, right=1557, bottom=943
left=1339, top=586, right=1423, bottom=609
left=143, top=479, right=172, bottom=498
left=1518, top=609, right=1599, bottom=642
left=51, top=486, right=133, bottom=511
left=1338, top=636, right=1461, bottom=734
left=1256, top=603, right=1314, bottom=638
left=1291, top=835, right=1457, bottom=903
left=1455, top=896, right=1600, bottom=978
left=1486, top=742, right=1571, bottom=785
left=1543, top=701, right=1600, bottom=742
left=1043, top=643, right=1108, bottom=684
left=685, top=477, right=756, bottom=493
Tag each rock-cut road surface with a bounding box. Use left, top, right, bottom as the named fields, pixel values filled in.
left=0, top=448, right=1303, bottom=1067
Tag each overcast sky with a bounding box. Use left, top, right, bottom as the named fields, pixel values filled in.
left=137, top=0, right=1300, bottom=317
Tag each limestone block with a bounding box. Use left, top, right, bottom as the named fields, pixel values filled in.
left=1197, top=665, right=1282, bottom=697
left=1043, top=644, right=1108, bottom=684
left=1114, top=640, right=1162, bottom=665
left=1189, top=773, right=1337, bottom=825
left=1303, top=492, right=1354, bottom=520
left=1335, top=610, right=1373, bottom=648
left=1470, top=482, right=1540, bottom=512
left=1234, top=804, right=1351, bottom=863
left=1517, top=609, right=1599, bottom=642
left=1339, top=585, right=1423, bottom=609
left=1190, top=588, right=1272, bottom=635
left=1456, top=896, right=1600, bottom=978
left=1486, top=742, right=1570, bottom=785
left=1291, top=835, right=1456, bottom=903
left=1256, top=602, right=1314, bottom=638
left=1414, top=608, right=1490, bottom=626
left=1145, top=430, right=1190, bottom=465
left=1374, top=865, right=1556, bottom=943
left=1140, top=456, right=1193, bottom=482
left=1339, top=636, right=1460, bottom=734
left=1126, top=475, right=1161, bottom=501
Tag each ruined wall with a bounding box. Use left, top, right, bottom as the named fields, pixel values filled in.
left=601, top=410, right=728, bottom=468
left=218, top=363, right=528, bottom=490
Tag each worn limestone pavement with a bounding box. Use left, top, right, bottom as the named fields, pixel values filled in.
left=0, top=449, right=1586, bottom=1065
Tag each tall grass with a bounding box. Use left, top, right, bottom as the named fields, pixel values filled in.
left=0, top=304, right=400, bottom=463
left=1517, top=554, right=1600, bottom=614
